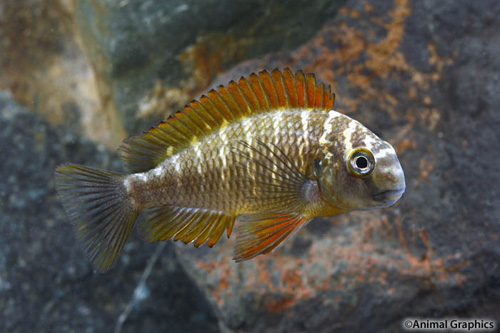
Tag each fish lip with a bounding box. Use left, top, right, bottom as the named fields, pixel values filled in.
left=373, top=188, right=405, bottom=202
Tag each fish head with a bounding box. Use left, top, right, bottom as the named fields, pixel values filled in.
left=317, top=113, right=406, bottom=211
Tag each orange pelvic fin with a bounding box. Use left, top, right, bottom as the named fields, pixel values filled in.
left=233, top=212, right=310, bottom=261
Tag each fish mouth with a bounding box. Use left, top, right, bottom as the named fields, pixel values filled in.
left=373, top=188, right=405, bottom=202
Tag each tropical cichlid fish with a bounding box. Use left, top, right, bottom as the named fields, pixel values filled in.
left=55, top=69, right=405, bottom=272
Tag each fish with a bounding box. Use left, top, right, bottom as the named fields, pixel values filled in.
left=55, top=69, right=406, bottom=272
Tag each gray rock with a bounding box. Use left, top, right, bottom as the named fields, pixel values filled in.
left=174, top=0, right=500, bottom=331
left=0, top=91, right=218, bottom=332
left=74, top=0, right=346, bottom=137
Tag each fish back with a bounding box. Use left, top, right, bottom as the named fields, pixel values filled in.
left=118, top=69, right=335, bottom=173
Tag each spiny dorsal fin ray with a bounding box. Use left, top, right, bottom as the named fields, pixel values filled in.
left=119, top=69, right=336, bottom=172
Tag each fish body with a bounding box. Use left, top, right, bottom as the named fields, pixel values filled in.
left=128, top=110, right=335, bottom=214
left=55, top=69, right=405, bottom=271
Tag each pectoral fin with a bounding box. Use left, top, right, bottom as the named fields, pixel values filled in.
left=234, top=139, right=312, bottom=213
left=234, top=212, right=310, bottom=261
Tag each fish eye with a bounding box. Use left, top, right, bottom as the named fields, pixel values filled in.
left=347, top=148, right=375, bottom=177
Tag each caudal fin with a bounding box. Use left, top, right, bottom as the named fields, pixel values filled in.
left=55, top=164, right=138, bottom=272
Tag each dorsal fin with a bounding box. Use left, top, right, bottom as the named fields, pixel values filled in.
left=119, top=68, right=335, bottom=172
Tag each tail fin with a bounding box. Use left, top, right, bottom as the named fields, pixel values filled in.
left=55, top=164, right=138, bottom=272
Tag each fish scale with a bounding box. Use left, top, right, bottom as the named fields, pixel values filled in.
left=146, top=110, right=325, bottom=213
left=55, top=69, right=405, bottom=271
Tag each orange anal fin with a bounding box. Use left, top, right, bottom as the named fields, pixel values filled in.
left=233, top=213, right=310, bottom=262
left=226, top=217, right=235, bottom=238
left=137, top=206, right=235, bottom=248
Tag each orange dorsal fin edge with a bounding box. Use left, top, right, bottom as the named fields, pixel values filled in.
left=118, top=68, right=335, bottom=172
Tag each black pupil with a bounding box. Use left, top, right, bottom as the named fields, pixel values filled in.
left=355, top=156, right=368, bottom=169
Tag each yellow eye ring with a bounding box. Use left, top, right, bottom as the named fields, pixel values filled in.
left=347, top=148, right=375, bottom=177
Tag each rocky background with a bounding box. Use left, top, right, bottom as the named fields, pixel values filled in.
left=1, top=0, right=499, bottom=332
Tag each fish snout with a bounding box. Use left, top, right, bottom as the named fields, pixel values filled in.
left=373, top=187, right=405, bottom=203
left=372, top=162, right=405, bottom=206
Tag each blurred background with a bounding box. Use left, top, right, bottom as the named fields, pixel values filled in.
left=1, top=0, right=499, bottom=332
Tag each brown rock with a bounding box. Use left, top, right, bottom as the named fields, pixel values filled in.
left=175, top=0, right=500, bottom=331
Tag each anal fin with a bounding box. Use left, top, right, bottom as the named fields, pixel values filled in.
left=137, top=205, right=235, bottom=248
left=234, top=212, right=310, bottom=261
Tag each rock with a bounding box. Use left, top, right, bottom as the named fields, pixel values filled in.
left=1, top=0, right=346, bottom=148
left=0, top=91, right=218, bottom=332
left=74, top=0, right=347, bottom=142
left=3, top=0, right=500, bottom=331
left=174, top=0, right=500, bottom=331
left=0, top=0, right=107, bottom=145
